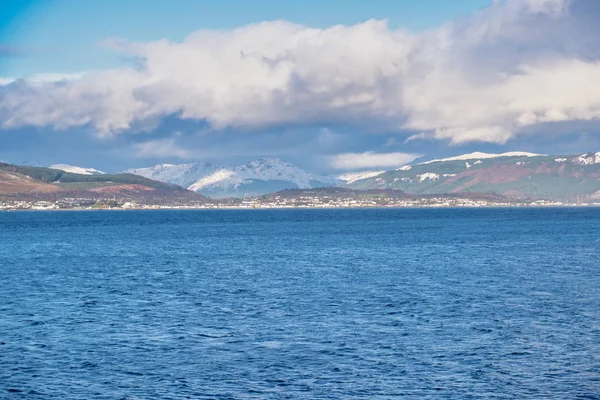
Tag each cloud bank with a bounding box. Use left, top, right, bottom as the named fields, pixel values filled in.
left=330, top=151, right=420, bottom=170
left=0, top=0, right=599, bottom=145
left=133, top=138, right=194, bottom=159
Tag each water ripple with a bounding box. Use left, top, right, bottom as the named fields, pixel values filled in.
left=0, top=208, right=599, bottom=399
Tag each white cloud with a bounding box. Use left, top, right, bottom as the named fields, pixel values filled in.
left=524, top=0, right=572, bottom=16
left=330, top=151, right=420, bottom=170
left=0, top=72, right=90, bottom=86
left=133, top=138, right=193, bottom=159
left=0, top=0, right=599, bottom=145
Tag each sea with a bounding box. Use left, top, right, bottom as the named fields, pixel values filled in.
left=1, top=208, right=599, bottom=399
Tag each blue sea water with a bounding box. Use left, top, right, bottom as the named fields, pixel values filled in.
left=0, top=208, right=599, bottom=399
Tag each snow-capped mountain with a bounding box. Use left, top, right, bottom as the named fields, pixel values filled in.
left=127, top=158, right=341, bottom=198
left=124, top=162, right=219, bottom=189
left=346, top=151, right=600, bottom=202
left=189, top=158, right=341, bottom=197
left=50, top=164, right=106, bottom=175
left=418, top=152, right=543, bottom=165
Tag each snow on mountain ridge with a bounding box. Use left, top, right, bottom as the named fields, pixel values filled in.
left=125, top=158, right=341, bottom=196
left=573, top=152, right=600, bottom=165
left=189, top=158, right=340, bottom=191
left=124, top=162, right=219, bottom=188
left=419, top=152, right=543, bottom=165
left=188, top=169, right=239, bottom=191
left=50, top=164, right=106, bottom=175
left=418, top=173, right=440, bottom=182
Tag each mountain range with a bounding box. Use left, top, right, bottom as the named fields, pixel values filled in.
left=47, top=151, right=600, bottom=202
left=347, top=151, right=600, bottom=202
left=124, top=158, right=341, bottom=198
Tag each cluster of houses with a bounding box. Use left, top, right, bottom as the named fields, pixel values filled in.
left=1, top=195, right=595, bottom=211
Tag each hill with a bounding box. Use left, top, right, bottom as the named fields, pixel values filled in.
left=345, top=152, right=600, bottom=202
left=0, top=162, right=205, bottom=206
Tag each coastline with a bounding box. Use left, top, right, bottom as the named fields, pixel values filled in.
left=2, top=203, right=599, bottom=212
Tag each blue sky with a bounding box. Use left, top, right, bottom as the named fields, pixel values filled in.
left=1, top=0, right=491, bottom=76
left=1, top=0, right=599, bottom=172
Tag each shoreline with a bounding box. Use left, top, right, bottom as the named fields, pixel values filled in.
left=2, top=203, right=599, bottom=212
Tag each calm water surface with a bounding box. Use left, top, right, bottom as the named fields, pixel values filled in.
left=1, top=208, right=599, bottom=399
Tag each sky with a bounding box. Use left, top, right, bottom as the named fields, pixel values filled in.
left=0, top=0, right=599, bottom=173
